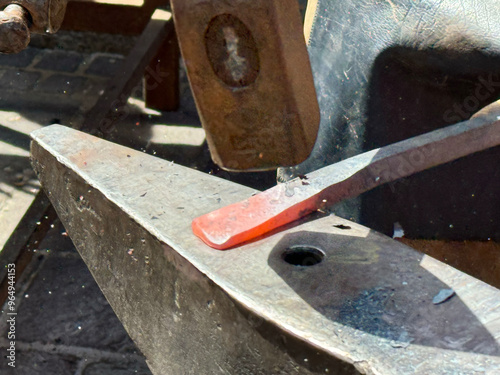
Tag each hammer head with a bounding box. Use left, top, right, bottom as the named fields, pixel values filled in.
left=171, top=0, right=320, bottom=171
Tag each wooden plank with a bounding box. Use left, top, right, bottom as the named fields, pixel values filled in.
left=0, top=124, right=38, bottom=249
left=398, top=238, right=500, bottom=289
left=0, top=192, right=55, bottom=306
left=62, top=0, right=167, bottom=35
left=31, top=124, right=500, bottom=374
left=144, top=28, right=179, bottom=111
left=80, top=9, right=174, bottom=134
left=0, top=113, right=51, bottom=301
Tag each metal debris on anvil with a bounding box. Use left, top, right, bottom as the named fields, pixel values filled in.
left=390, top=331, right=413, bottom=349
left=433, top=289, right=456, bottom=305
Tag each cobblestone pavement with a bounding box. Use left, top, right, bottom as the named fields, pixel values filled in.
left=0, top=46, right=125, bottom=120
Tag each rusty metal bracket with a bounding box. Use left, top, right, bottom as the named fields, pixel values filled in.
left=0, top=0, right=68, bottom=53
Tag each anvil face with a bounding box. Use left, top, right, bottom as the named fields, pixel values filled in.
left=30, top=125, right=500, bottom=374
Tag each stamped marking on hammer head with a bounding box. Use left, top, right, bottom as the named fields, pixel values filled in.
left=205, top=14, right=260, bottom=88
left=171, top=0, right=320, bottom=171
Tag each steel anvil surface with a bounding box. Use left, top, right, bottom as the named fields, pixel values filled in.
left=30, top=125, right=500, bottom=374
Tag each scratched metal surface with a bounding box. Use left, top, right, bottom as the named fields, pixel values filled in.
left=31, top=125, right=500, bottom=374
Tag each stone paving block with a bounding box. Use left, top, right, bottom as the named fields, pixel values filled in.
left=35, top=74, right=88, bottom=96
left=83, top=361, right=152, bottom=375
left=86, top=55, right=124, bottom=77
left=35, top=50, right=84, bottom=73
left=0, top=70, right=40, bottom=91
left=0, top=350, right=78, bottom=374
left=0, top=48, right=39, bottom=68
left=16, top=256, right=138, bottom=353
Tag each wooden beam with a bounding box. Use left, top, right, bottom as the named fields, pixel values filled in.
left=144, top=28, right=179, bottom=111
left=80, top=9, right=174, bottom=134
left=399, top=238, right=500, bottom=289
left=0, top=191, right=54, bottom=306
left=62, top=0, right=168, bottom=35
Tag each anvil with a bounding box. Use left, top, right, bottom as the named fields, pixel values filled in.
left=30, top=125, right=500, bottom=374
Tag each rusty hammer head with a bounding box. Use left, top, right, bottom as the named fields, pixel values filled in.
left=171, top=0, right=320, bottom=171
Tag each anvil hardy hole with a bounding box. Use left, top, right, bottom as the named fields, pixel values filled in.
left=282, top=246, right=325, bottom=267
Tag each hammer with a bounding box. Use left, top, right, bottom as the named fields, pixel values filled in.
left=170, top=0, right=320, bottom=171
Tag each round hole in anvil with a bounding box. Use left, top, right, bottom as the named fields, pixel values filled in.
left=282, top=246, right=325, bottom=267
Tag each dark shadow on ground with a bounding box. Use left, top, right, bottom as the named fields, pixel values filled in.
left=0, top=124, right=31, bottom=151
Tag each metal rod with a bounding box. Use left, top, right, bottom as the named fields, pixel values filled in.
left=193, top=101, right=500, bottom=249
